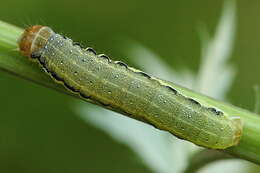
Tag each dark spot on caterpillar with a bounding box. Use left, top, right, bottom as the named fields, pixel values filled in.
left=207, top=107, right=223, bottom=116
left=41, top=65, right=50, bottom=74
left=38, top=56, right=46, bottom=65
left=216, top=111, right=224, bottom=116
left=115, top=61, right=128, bottom=68
left=86, top=47, right=97, bottom=55
left=50, top=72, right=63, bottom=81
left=79, top=92, right=91, bottom=99
left=99, top=54, right=111, bottom=62
left=165, top=86, right=178, bottom=95
left=31, top=52, right=41, bottom=59
left=62, top=35, right=68, bottom=39
left=208, top=107, right=217, bottom=113
left=64, top=82, right=79, bottom=93
left=187, top=98, right=201, bottom=106
left=36, top=56, right=52, bottom=74
left=136, top=71, right=151, bottom=79
left=72, top=41, right=83, bottom=48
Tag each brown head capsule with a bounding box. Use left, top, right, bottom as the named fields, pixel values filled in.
left=18, top=25, right=53, bottom=58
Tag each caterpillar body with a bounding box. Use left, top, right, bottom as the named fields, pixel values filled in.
left=18, top=25, right=242, bottom=149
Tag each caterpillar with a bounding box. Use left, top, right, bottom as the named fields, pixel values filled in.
left=18, top=25, right=242, bottom=149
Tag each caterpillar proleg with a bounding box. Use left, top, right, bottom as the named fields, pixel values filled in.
left=18, top=25, right=242, bottom=149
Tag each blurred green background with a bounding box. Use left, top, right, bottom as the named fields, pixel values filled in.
left=0, top=0, right=259, bottom=172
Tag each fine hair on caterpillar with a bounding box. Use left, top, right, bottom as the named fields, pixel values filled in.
left=18, top=25, right=243, bottom=149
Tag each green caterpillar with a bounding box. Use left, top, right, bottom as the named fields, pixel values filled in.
left=18, top=25, right=242, bottom=149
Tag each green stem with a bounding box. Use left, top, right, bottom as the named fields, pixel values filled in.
left=0, top=20, right=260, bottom=165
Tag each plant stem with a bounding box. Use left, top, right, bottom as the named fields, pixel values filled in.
left=0, top=20, right=260, bottom=165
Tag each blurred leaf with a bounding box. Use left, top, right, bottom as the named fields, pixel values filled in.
left=125, top=40, right=195, bottom=88
left=196, top=0, right=236, bottom=99
left=77, top=104, right=179, bottom=173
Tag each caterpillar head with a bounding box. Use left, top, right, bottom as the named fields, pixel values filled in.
left=18, top=25, right=53, bottom=58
